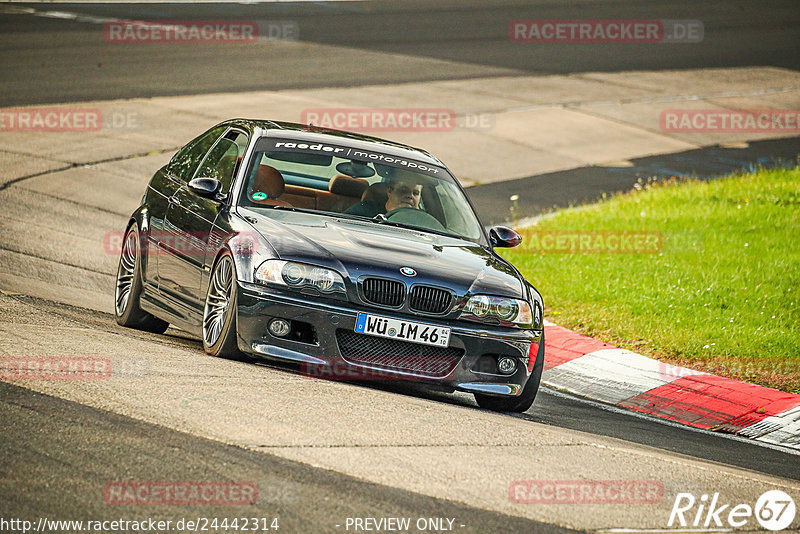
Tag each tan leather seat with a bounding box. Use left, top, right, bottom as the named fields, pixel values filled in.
left=329, top=174, right=369, bottom=198
left=251, top=165, right=291, bottom=207
left=361, top=182, right=389, bottom=205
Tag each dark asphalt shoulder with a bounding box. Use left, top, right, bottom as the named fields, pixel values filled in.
left=468, top=136, right=800, bottom=224
left=0, top=380, right=577, bottom=534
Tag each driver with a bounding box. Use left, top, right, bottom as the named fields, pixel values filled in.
left=345, top=169, right=423, bottom=217
left=386, top=178, right=422, bottom=211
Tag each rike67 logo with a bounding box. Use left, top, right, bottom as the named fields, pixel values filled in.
left=669, top=490, right=796, bottom=531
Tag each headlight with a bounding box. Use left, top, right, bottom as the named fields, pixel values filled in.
left=526, top=282, right=544, bottom=329
left=469, top=295, right=491, bottom=317
left=254, top=260, right=346, bottom=295
left=461, top=295, right=533, bottom=327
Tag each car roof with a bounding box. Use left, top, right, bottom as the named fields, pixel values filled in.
left=221, top=118, right=445, bottom=168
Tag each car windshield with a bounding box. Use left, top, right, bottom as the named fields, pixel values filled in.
left=237, top=137, right=486, bottom=244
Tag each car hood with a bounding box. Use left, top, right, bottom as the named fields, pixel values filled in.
left=240, top=209, right=524, bottom=298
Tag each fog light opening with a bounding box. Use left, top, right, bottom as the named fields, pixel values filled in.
left=497, top=356, right=517, bottom=375
left=268, top=318, right=291, bottom=337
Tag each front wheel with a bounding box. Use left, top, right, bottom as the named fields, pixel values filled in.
left=114, top=223, right=169, bottom=334
left=202, top=252, right=240, bottom=358
left=474, top=332, right=544, bottom=413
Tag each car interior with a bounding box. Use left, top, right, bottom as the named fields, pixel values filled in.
left=239, top=149, right=484, bottom=241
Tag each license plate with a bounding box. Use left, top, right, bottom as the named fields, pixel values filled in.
left=354, top=312, right=450, bottom=348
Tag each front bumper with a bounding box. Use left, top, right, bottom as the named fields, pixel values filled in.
left=236, top=282, right=542, bottom=397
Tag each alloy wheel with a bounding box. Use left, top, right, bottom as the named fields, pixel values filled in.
left=203, top=256, right=233, bottom=347
left=115, top=230, right=137, bottom=316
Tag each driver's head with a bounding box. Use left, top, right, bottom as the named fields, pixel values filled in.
left=385, top=172, right=423, bottom=211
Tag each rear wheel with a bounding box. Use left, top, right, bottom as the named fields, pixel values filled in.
left=114, top=223, right=169, bottom=334
left=202, top=252, right=240, bottom=358
left=474, top=332, right=544, bottom=413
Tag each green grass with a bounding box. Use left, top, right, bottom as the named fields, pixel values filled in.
left=501, top=166, right=800, bottom=393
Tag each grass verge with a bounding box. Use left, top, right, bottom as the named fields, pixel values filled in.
left=501, top=165, right=800, bottom=393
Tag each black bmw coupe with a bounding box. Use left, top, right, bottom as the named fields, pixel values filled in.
left=114, top=119, right=545, bottom=412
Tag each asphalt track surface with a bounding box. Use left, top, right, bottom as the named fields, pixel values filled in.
left=2, top=1, right=800, bottom=531
left=1, top=0, right=799, bottom=106
left=1, top=293, right=798, bottom=534
left=3, top=292, right=800, bottom=475
left=470, top=136, right=800, bottom=224
left=0, top=381, right=575, bottom=534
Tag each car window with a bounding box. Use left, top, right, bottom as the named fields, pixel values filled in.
left=239, top=138, right=486, bottom=244
left=167, top=126, right=227, bottom=183
left=435, top=182, right=482, bottom=239
left=194, top=131, right=248, bottom=194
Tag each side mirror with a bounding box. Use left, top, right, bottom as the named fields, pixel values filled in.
left=188, top=177, right=222, bottom=199
left=489, top=226, right=522, bottom=248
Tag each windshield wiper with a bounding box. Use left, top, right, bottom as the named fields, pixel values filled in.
left=263, top=205, right=368, bottom=221
left=264, top=205, right=321, bottom=215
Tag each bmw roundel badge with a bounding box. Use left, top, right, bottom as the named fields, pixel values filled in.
left=400, top=267, right=417, bottom=277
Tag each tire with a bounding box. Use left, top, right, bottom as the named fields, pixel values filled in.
left=474, top=332, right=544, bottom=413
left=114, top=223, right=169, bottom=334
left=202, top=252, right=241, bottom=358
